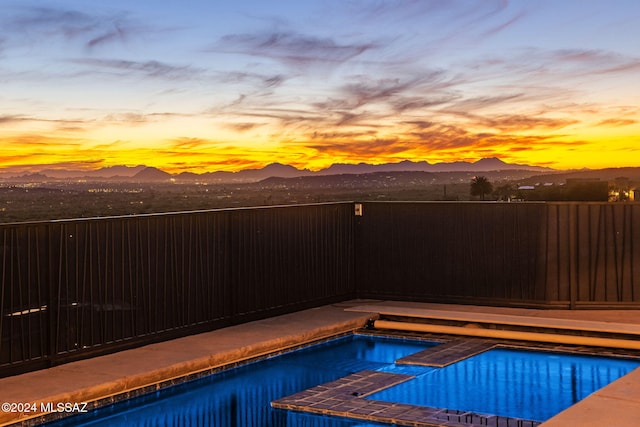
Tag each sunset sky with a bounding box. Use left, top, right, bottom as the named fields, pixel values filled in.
left=1, top=0, right=639, bottom=173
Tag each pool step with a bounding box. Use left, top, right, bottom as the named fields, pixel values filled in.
left=396, top=339, right=498, bottom=367
left=350, top=305, right=640, bottom=350
left=349, top=305, right=640, bottom=337
left=372, top=319, right=640, bottom=351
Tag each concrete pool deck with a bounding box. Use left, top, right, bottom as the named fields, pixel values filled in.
left=2, top=300, right=640, bottom=426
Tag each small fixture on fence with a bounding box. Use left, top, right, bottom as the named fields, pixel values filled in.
left=354, top=203, right=363, bottom=216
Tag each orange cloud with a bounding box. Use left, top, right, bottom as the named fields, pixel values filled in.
left=597, top=118, right=637, bottom=127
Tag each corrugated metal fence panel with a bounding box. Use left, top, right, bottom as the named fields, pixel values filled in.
left=583, top=203, right=640, bottom=303
left=355, top=202, right=547, bottom=304
left=542, top=203, right=640, bottom=305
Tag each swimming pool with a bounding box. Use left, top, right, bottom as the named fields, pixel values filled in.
left=45, top=335, right=434, bottom=426
left=45, top=334, right=640, bottom=426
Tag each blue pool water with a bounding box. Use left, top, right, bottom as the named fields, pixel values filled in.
left=46, top=335, right=434, bottom=427
left=370, top=347, right=640, bottom=422
left=45, top=335, right=640, bottom=426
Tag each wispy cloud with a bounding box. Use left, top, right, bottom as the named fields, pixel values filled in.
left=0, top=114, right=89, bottom=130
left=390, top=95, right=458, bottom=113
left=480, top=10, right=527, bottom=39
left=485, top=115, right=578, bottom=131
left=549, top=49, right=640, bottom=76
left=597, top=118, right=637, bottom=127
left=0, top=115, right=28, bottom=125
left=440, top=109, right=579, bottom=132
left=339, top=0, right=525, bottom=56
left=444, top=94, right=526, bottom=113
left=217, top=71, right=290, bottom=90
left=340, top=75, right=439, bottom=109
left=224, top=122, right=265, bottom=132
left=306, top=137, right=411, bottom=159
left=101, top=112, right=149, bottom=125
left=2, top=5, right=151, bottom=51
left=1, top=134, right=83, bottom=148
left=213, top=31, right=378, bottom=69
left=302, top=71, right=460, bottom=129
left=68, top=58, right=203, bottom=80
left=343, top=0, right=512, bottom=27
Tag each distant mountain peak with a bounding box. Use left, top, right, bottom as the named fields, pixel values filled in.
left=474, top=157, right=507, bottom=165
left=133, top=166, right=172, bottom=181
left=262, top=162, right=303, bottom=172
left=93, top=165, right=147, bottom=177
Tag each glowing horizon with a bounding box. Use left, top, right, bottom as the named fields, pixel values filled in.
left=1, top=0, right=639, bottom=174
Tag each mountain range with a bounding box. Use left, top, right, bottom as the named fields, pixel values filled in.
left=1, top=158, right=554, bottom=183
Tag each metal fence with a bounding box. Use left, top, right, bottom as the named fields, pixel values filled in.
left=354, top=202, right=546, bottom=305
left=541, top=203, right=640, bottom=306
left=1, top=201, right=639, bottom=376
left=0, top=203, right=355, bottom=376
left=355, top=202, right=640, bottom=308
